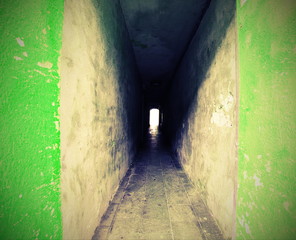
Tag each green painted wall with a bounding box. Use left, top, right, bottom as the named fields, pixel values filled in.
left=0, top=1, right=64, bottom=239
left=236, top=0, right=296, bottom=239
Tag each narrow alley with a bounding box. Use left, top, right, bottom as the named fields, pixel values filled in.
left=1, top=0, right=295, bottom=239
left=93, top=125, right=224, bottom=240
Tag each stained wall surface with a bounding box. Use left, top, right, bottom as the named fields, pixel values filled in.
left=59, top=0, right=141, bottom=239
left=236, top=0, right=296, bottom=239
left=0, top=0, right=64, bottom=239
left=165, top=0, right=237, bottom=238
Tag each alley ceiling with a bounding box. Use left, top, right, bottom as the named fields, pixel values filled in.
left=120, top=0, right=210, bottom=104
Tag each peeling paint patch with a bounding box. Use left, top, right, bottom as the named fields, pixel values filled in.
left=238, top=215, right=252, bottom=236
left=283, top=201, right=290, bottom=212
left=245, top=223, right=251, bottom=235
left=38, top=61, right=53, bottom=69
left=23, top=52, right=28, bottom=57
left=34, top=69, right=46, bottom=76
left=211, top=111, right=232, bottom=127
left=265, top=161, right=271, bottom=172
left=211, top=94, right=234, bottom=127
left=16, top=37, right=25, bottom=47
left=253, top=175, right=263, bottom=187
left=243, top=154, right=250, bottom=161
left=33, top=229, right=40, bottom=238
left=54, top=121, right=60, bottom=132
left=241, top=0, right=247, bottom=6
left=220, top=94, right=234, bottom=112
left=14, top=56, right=23, bottom=61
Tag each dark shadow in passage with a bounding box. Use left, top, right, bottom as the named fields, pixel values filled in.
left=162, top=0, right=236, bottom=150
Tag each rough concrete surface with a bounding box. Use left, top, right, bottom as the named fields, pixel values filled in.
left=93, top=128, right=224, bottom=240
left=59, top=0, right=141, bottom=239
left=165, top=0, right=237, bottom=238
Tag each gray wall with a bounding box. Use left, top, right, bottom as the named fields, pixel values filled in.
left=165, top=0, right=237, bottom=238
left=59, top=0, right=141, bottom=238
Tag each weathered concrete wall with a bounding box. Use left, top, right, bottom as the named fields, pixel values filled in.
left=59, top=0, right=141, bottom=239
left=236, top=0, right=296, bottom=239
left=165, top=0, right=237, bottom=238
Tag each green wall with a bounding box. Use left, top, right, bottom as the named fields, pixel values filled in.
left=237, top=0, right=296, bottom=239
left=0, top=1, right=64, bottom=239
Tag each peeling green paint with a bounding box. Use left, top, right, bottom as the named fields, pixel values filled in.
left=0, top=0, right=64, bottom=239
left=237, top=0, right=296, bottom=239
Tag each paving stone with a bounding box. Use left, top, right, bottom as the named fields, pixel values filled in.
left=143, top=217, right=173, bottom=240
left=166, top=190, right=190, bottom=205
left=171, top=221, right=203, bottom=240
left=168, top=204, right=196, bottom=222
left=143, top=203, right=170, bottom=220
left=108, top=218, right=147, bottom=240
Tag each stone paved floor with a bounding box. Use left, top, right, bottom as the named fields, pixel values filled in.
left=92, top=127, right=224, bottom=240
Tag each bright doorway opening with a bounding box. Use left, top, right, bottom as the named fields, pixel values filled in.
left=149, top=108, right=159, bottom=127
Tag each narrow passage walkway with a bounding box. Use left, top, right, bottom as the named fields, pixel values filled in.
left=93, top=127, right=224, bottom=240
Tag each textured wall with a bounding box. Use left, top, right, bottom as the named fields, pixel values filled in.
left=165, top=0, right=237, bottom=238
left=59, top=0, right=141, bottom=239
left=0, top=0, right=64, bottom=239
left=236, top=0, right=296, bottom=239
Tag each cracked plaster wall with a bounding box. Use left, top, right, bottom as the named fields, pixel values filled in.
left=165, top=0, right=237, bottom=238
left=59, top=0, right=141, bottom=239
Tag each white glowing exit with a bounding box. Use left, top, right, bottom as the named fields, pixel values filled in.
left=149, top=108, right=159, bottom=127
